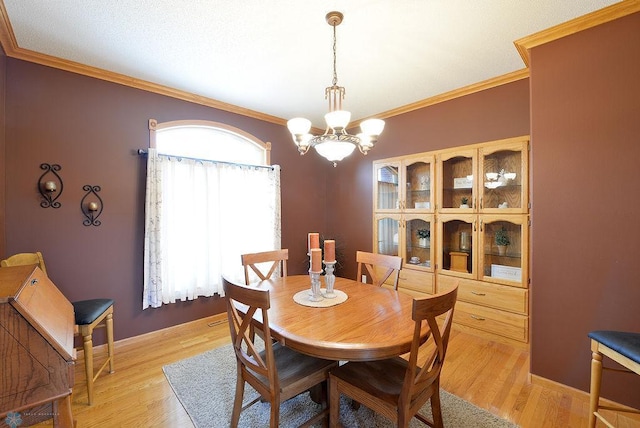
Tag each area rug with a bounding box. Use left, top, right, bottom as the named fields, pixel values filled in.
left=163, top=344, right=518, bottom=427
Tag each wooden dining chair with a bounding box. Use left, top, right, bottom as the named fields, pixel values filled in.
left=328, top=285, right=458, bottom=428
left=223, top=277, right=337, bottom=427
left=1, top=251, right=115, bottom=406
left=356, top=250, right=403, bottom=289
left=241, top=249, right=288, bottom=284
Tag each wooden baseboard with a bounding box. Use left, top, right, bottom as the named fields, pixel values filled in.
left=76, top=313, right=228, bottom=358
left=531, top=373, right=640, bottom=421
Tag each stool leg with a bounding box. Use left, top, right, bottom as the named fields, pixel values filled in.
left=106, top=312, right=115, bottom=373
left=82, top=329, right=95, bottom=406
left=589, top=350, right=603, bottom=428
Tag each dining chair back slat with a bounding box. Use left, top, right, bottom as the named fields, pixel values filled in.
left=356, top=250, right=403, bottom=289
left=241, top=249, right=288, bottom=284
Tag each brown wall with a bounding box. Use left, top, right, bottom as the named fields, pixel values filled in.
left=529, top=12, right=640, bottom=406
left=2, top=58, right=330, bottom=340
left=0, top=46, right=6, bottom=258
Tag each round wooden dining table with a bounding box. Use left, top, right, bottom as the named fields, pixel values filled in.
left=245, top=274, right=418, bottom=362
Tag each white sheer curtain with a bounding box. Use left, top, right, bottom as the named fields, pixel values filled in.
left=143, top=148, right=281, bottom=309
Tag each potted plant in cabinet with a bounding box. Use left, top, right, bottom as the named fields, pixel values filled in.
left=495, top=227, right=510, bottom=256
left=417, top=229, right=430, bottom=248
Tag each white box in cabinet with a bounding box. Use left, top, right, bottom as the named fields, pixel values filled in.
left=491, top=264, right=522, bottom=281
left=453, top=177, right=473, bottom=189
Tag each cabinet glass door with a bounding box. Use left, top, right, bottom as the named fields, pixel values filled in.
left=404, top=158, right=433, bottom=211
left=405, top=216, right=433, bottom=270
left=479, top=215, right=528, bottom=287
left=438, top=214, right=476, bottom=277
left=438, top=149, right=476, bottom=211
left=374, top=163, right=400, bottom=211
left=374, top=215, right=400, bottom=256
left=479, top=140, right=528, bottom=213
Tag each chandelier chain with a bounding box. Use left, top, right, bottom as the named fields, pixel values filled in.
left=332, top=23, right=338, bottom=87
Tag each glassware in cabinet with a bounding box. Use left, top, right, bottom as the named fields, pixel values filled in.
left=479, top=139, right=528, bottom=213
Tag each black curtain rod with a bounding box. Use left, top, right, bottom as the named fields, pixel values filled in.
left=137, top=149, right=275, bottom=170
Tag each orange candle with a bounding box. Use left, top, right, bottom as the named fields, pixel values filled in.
left=324, top=239, right=336, bottom=262
left=308, top=232, right=320, bottom=252
left=310, top=248, right=322, bottom=272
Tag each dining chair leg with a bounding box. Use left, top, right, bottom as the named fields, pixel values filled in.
left=269, top=391, right=280, bottom=427
left=230, top=370, right=244, bottom=428
left=431, top=384, right=444, bottom=428
left=588, top=351, right=603, bottom=428
left=329, top=375, right=340, bottom=427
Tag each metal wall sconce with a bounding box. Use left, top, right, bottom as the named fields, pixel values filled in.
left=81, top=185, right=103, bottom=227
left=38, top=163, right=63, bottom=208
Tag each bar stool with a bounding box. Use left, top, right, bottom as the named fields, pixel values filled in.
left=74, top=298, right=115, bottom=405
left=588, top=330, right=640, bottom=427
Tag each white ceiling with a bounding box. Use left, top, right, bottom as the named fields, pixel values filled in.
left=3, top=0, right=620, bottom=128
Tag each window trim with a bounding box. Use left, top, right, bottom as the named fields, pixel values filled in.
left=148, top=118, right=271, bottom=165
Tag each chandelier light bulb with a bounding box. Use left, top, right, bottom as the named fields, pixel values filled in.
left=360, top=118, right=385, bottom=136
left=287, top=117, right=312, bottom=136
left=325, top=110, right=351, bottom=131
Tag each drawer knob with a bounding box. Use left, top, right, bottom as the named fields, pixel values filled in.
left=471, top=291, right=486, bottom=296
left=470, top=314, right=486, bottom=321
left=30, top=279, right=38, bottom=285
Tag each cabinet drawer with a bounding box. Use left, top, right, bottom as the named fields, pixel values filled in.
left=438, top=275, right=527, bottom=315
left=453, top=301, right=528, bottom=342
left=398, top=268, right=434, bottom=294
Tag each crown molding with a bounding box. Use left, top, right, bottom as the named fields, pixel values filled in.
left=514, top=0, right=640, bottom=67
left=2, top=1, right=634, bottom=126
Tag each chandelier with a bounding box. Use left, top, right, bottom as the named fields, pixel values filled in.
left=287, top=11, right=385, bottom=167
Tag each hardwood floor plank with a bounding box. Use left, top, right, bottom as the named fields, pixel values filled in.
left=26, top=314, right=636, bottom=427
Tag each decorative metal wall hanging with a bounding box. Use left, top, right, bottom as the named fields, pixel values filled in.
left=38, top=163, right=63, bottom=208
left=81, top=185, right=103, bottom=227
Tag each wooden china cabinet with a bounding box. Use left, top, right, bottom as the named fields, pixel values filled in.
left=373, top=154, right=436, bottom=296
left=373, top=136, right=531, bottom=343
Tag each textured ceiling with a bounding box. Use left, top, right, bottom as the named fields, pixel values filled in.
left=2, top=0, right=621, bottom=127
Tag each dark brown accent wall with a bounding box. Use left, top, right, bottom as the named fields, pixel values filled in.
left=2, top=58, right=329, bottom=341
left=0, top=46, right=6, bottom=258
left=529, top=12, right=640, bottom=407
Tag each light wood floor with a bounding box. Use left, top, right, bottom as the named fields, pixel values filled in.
left=61, top=314, right=638, bottom=428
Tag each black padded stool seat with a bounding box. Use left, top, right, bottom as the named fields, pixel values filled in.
left=588, top=331, right=640, bottom=364
left=73, top=298, right=114, bottom=325
left=588, top=330, right=640, bottom=427
left=73, top=298, right=115, bottom=405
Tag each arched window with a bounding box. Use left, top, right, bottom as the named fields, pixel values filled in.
left=143, top=119, right=280, bottom=309
left=150, top=119, right=271, bottom=165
